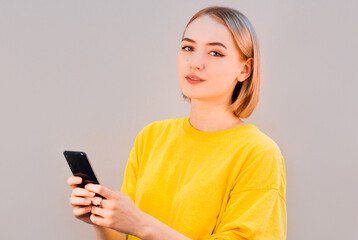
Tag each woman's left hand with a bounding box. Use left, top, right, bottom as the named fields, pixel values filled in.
left=84, top=184, right=148, bottom=237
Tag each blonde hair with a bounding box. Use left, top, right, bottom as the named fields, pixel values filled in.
left=181, top=6, right=261, bottom=118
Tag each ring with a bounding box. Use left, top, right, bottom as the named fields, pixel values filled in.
left=96, top=198, right=103, bottom=208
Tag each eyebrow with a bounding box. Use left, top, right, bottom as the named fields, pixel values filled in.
left=181, top=37, right=227, bottom=50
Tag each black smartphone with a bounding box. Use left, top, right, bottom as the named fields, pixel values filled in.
left=63, top=150, right=106, bottom=199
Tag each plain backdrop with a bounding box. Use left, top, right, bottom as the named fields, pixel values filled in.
left=0, top=0, right=357, bottom=239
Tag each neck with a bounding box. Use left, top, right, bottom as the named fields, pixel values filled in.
left=189, top=98, right=245, bottom=132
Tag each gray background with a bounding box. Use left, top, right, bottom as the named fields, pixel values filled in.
left=1, top=0, right=357, bottom=239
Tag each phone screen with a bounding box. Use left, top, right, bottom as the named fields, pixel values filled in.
left=64, top=151, right=106, bottom=199
left=64, top=151, right=100, bottom=188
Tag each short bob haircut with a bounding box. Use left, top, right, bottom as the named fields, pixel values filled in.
left=181, top=6, right=261, bottom=119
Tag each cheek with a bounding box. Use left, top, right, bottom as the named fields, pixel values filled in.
left=176, top=53, right=186, bottom=76
left=213, top=60, right=239, bottom=80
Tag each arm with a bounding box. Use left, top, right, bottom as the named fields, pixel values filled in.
left=90, top=198, right=191, bottom=240
left=139, top=212, right=192, bottom=240
left=201, top=146, right=287, bottom=239
left=93, top=225, right=127, bottom=240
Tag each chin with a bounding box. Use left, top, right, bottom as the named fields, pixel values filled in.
left=181, top=87, right=213, bottom=100
left=183, top=94, right=211, bottom=101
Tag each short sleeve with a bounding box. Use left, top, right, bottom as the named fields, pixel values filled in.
left=120, top=129, right=143, bottom=202
left=204, top=146, right=287, bottom=240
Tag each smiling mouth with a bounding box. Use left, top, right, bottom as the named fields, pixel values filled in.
left=186, top=76, right=204, bottom=81
left=185, top=74, right=205, bottom=81
left=186, top=77, right=205, bottom=85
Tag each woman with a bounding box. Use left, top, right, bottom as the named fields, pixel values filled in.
left=67, top=6, right=287, bottom=240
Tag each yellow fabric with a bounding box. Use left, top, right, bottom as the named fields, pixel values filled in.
left=120, top=117, right=287, bottom=240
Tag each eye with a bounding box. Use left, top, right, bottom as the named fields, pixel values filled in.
left=182, top=46, right=193, bottom=51
left=181, top=45, right=225, bottom=57
left=209, top=51, right=224, bottom=57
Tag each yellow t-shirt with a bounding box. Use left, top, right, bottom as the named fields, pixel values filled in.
left=120, top=117, right=287, bottom=239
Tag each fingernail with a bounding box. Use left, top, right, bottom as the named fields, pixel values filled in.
left=85, top=207, right=92, bottom=211
left=89, top=192, right=96, bottom=197
left=84, top=199, right=91, bottom=204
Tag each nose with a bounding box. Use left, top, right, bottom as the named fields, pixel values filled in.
left=189, top=54, right=205, bottom=71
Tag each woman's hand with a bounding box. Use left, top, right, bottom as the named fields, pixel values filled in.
left=84, top=183, right=148, bottom=237
left=67, top=176, right=96, bottom=225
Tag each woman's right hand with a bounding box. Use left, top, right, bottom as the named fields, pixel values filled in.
left=67, top=176, right=96, bottom=225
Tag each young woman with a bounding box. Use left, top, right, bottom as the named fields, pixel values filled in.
left=67, top=6, right=287, bottom=240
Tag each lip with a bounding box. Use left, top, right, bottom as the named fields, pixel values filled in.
left=186, top=74, right=205, bottom=81
left=185, top=74, right=205, bottom=85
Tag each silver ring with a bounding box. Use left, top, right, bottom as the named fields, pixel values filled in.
left=96, top=198, right=103, bottom=208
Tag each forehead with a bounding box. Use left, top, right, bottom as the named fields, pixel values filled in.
left=184, top=15, right=236, bottom=47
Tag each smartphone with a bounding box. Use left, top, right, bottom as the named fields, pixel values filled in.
left=63, top=150, right=106, bottom=199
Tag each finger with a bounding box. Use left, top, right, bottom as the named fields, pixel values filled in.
left=70, top=196, right=92, bottom=207
left=72, top=187, right=96, bottom=198
left=90, top=205, right=107, bottom=217
left=73, top=206, right=92, bottom=217
left=67, top=176, right=82, bottom=188
left=88, top=196, right=105, bottom=207
left=85, top=184, right=113, bottom=199
left=90, top=213, right=107, bottom=227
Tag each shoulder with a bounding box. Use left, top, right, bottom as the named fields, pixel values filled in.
left=236, top=126, right=286, bottom=191
left=238, top=125, right=283, bottom=159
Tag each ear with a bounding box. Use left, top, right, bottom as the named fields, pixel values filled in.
left=236, top=57, right=253, bottom=82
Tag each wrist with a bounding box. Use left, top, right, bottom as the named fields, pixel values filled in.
left=135, top=211, right=192, bottom=240
left=92, top=225, right=106, bottom=239
left=137, top=212, right=155, bottom=240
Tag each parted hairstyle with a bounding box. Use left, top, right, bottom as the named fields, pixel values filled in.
left=181, top=6, right=261, bottom=119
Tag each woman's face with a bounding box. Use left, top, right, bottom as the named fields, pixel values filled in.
left=177, top=14, right=246, bottom=103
